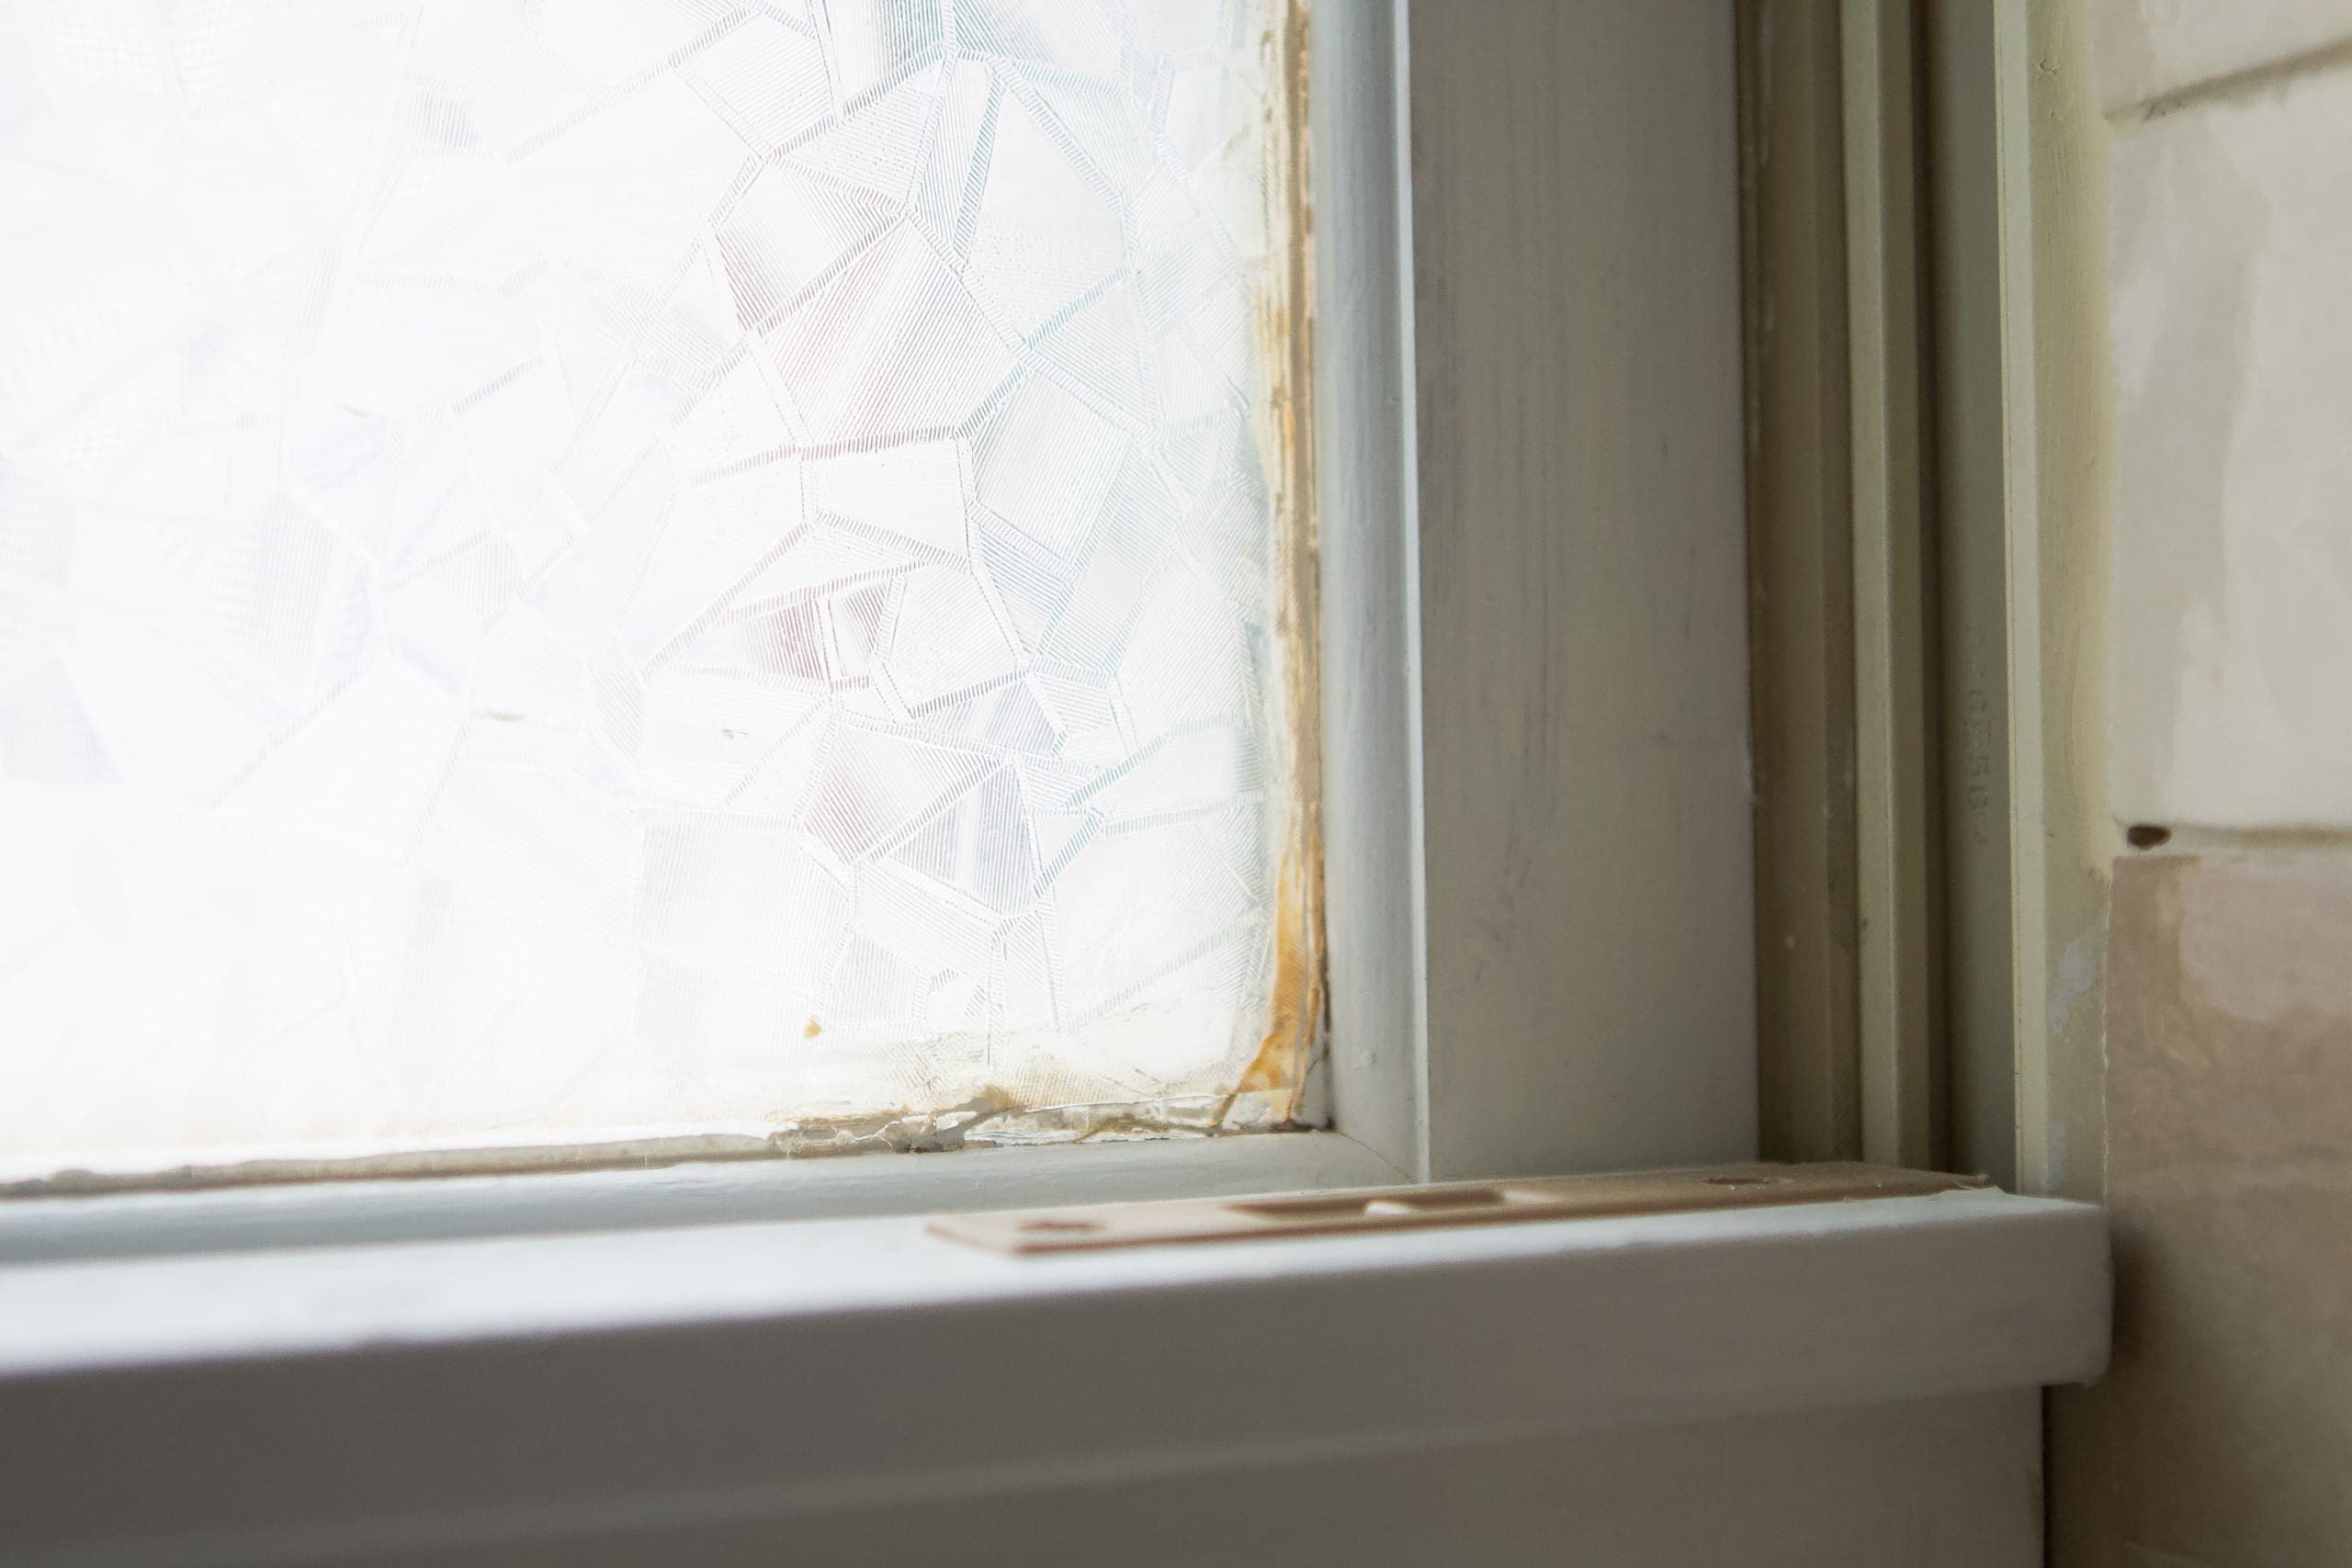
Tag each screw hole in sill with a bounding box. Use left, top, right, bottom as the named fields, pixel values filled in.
left=2125, top=823, right=2173, bottom=851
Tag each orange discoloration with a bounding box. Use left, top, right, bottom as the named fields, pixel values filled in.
left=1227, top=0, right=1324, bottom=1125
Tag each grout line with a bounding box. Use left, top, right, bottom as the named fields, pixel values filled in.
left=2125, top=826, right=2352, bottom=853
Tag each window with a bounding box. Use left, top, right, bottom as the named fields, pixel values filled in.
left=0, top=0, right=1769, bottom=1224
left=0, top=0, right=1317, bottom=1188
left=0, top=9, right=2114, bottom=1563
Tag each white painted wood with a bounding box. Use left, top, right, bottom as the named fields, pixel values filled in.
left=0, top=1190, right=2105, bottom=1562
left=664, top=1393, right=2040, bottom=1568
left=1405, top=2, right=1757, bottom=1179
left=0, top=1130, right=1402, bottom=1266
left=1315, top=0, right=1429, bottom=1179
left=0, top=1393, right=2047, bottom=1568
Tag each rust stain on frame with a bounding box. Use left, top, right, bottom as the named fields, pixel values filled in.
left=1226, top=0, right=1325, bottom=1124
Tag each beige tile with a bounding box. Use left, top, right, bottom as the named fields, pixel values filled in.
left=2087, top=852, right=2352, bottom=1563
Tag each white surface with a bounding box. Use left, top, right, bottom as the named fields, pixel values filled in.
left=0, top=1190, right=2106, bottom=1562
left=0, top=1190, right=2106, bottom=1382
left=6, top=1393, right=2051, bottom=1568
left=1314, top=0, right=1429, bottom=1179
left=2108, top=61, right=2352, bottom=828
left=2093, top=0, right=2352, bottom=113
left=1318, top=0, right=1762, bottom=1185
left=1405, top=0, right=1758, bottom=1179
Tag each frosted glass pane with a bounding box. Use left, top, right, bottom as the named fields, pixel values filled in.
left=0, top=0, right=1313, bottom=1182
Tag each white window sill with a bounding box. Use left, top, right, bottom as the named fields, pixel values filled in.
left=0, top=1185, right=2106, bottom=1563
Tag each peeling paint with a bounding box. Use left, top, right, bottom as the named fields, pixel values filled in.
left=0, top=1090, right=1276, bottom=1201
left=1226, top=0, right=1325, bottom=1128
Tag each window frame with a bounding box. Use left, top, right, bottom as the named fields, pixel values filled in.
left=0, top=0, right=1755, bottom=1251
left=0, top=5, right=2115, bottom=1562
left=0, top=1184, right=2108, bottom=1563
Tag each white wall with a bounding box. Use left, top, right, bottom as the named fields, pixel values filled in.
left=2094, top=0, right=2352, bottom=111
left=2103, top=0, right=2352, bottom=827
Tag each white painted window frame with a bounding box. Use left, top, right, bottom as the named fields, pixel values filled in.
left=0, top=0, right=1754, bottom=1261
left=0, top=7, right=2106, bottom=1564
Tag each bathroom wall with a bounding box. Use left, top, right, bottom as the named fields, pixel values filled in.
left=2057, top=4, right=2352, bottom=1562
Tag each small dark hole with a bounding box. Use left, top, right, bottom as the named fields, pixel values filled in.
left=2126, top=824, right=2173, bottom=851
left=1019, top=1218, right=1101, bottom=1234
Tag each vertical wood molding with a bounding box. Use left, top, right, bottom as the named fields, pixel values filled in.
left=1410, top=2, right=1756, bottom=1179
left=1738, top=0, right=1863, bottom=1163
left=1314, top=0, right=1425, bottom=1179
left=1843, top=0, right=1942, bottom=1170
left=1923, top=0, right=2022, bottom=1191
left=1742, top=0, right=1966, bottom=1171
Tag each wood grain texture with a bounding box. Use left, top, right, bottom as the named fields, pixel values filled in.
left=1408, top=1, right=1757, bottom=1179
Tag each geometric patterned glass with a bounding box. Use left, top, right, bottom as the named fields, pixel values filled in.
left=0, top=0, right=1313, bottom=1184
